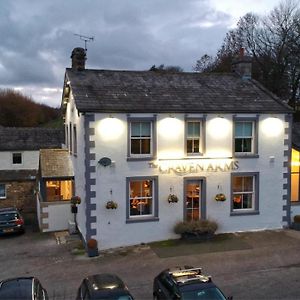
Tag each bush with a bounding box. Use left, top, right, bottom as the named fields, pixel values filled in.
left=174, top=220, right=218, bottom=235
left=294, top=215, right=300, bottom=223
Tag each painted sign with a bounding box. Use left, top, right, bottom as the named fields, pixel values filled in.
left=149, top=159, right=239, bottom=176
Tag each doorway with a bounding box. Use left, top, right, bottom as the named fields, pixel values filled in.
left=184, top=178, right=206, bottom=221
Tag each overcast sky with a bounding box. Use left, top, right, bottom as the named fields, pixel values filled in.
left=0, top=0, right=282, bottom=107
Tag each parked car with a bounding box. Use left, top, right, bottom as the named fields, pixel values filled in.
left=0, top=207, right=25, bottom=235
left=76, top=273, right=134, bottom=300
left=153, top=266, right=229, bottom=300
left=0, top=277, right=48, bottom=299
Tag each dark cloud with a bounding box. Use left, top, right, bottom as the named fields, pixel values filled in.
left=0, top=0, right=235, bottom=106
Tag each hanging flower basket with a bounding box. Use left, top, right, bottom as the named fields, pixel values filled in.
left=168, top=194, right=179, bottom=203
left=215, top=193, right=226, bottom=202
left=71, top=196, right=81, bottom=205
left=105, top=200, right=118, bottom=209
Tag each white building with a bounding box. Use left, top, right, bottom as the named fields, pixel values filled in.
left=62, top=48, right=292, bottom=250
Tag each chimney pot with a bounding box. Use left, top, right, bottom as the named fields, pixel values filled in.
left=71, top=47, right=86, bottom=71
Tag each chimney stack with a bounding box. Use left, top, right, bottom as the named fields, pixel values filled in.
left=71, top=47, right=86, bottom=71
left=232, top=48, right=252, bottom=80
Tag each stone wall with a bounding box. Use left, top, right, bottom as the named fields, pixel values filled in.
left=0, top=180, right=36, bottom=213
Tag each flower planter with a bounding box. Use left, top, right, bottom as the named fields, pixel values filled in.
left=87, top=247, right=99, bottom=257
left=292, top=222, right=300, bottom=231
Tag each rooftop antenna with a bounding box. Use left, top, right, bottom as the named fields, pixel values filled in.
left=74, top=33, right=94, bottom=51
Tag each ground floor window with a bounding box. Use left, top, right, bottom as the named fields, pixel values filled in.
left=126, top=176, right=158, bottom=222
left=0, top=183, right=6, bottom=199
left=231, top=173, right=259, bottom=214
left=291, top=148, right=300, bottom=203
left=46, top=180, right=73, bottom=201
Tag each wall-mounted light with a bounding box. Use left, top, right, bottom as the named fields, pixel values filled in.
left=97, top=117, right=125, bottom=141
left=207, top=117, right=231, bottom=139
left=261, top=117, right=283, bottom=137
left=158, top=117, right=182, bottom=139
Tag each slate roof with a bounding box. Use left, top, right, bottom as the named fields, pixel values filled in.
left=65, top=69, right=292, bottom=113
left=293, top=122, right=300, bottom=150
left=0, top=128, right=64, bottom=151
left=40, top=149, right=74, bottom=178
left=0, top=170, right=37, bottom=181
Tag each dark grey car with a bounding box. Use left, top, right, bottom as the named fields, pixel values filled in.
left=76, top=273, right=134, bottom=300
left=0, top=277, right=48, bottom=299
left=0, top=207, right=25, bottom=235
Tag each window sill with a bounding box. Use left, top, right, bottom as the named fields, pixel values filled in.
left=291, top=201, right=300, bottom=206
left=126, top=217, right=159, bottom=224
left=127, top=157, right=155, bottom=162
left=230, top=210, right=260, bottom=216
left=234, top=154, right=259, bottom=159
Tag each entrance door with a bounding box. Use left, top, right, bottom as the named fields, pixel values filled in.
left=185, top=179, right=202, bottom=221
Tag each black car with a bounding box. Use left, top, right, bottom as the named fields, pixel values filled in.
left=0, top=277, right=48, bottom=299
left=153, top=266, right=229, bottom=300
left=0, top=207, right=25, bottom=235
left=76, top=273, right=134, bottom=300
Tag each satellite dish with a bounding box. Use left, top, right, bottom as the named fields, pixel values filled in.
left=98, top=157, right=112, bottom=167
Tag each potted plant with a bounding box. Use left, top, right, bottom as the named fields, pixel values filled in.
left=215, top=193, right=226, bottom=202
left=293, top=215, right=300, bottom=231
left=174, top=219, right=218, bottom=241
left=105, top=200, right=118, bottom=209
left=87, top=238, right=99, bottom=257
left=168, top=194, right=179, bottom=203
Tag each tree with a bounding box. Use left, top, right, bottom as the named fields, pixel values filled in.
left=194, top=0, right=300, bottom=107
left=149, top=64, right=184, bottom=72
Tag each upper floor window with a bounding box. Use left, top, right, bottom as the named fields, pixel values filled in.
left=73, top=125, right=77, bottom=155
left=69, top=122, right=72, bottom=153
left=231, top=173, right=259, bottom=215
left=186, top=120, right=204, bottom=155
left=128, top=117, right=156, bottom=160
left=12, top=152, right=22, bottom=165
left=0, top=183, right=6, bottom=199
left=234, top=119, right=258, bottom=156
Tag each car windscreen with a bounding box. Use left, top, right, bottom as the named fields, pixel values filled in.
left=0, top=213, right=18, bottom=222
left=181, top=287, right=227, bottom=300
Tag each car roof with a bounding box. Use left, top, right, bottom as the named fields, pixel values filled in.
left=0, top=207, right=19, bottom=213
left=0, top=277, right=34, bottom=299
left=84, top=274, right=130, bottom=298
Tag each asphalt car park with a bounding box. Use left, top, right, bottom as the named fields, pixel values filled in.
left=1, top=227, right=300, bottom=299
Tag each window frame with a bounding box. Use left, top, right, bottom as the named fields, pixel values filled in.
left=230, top=172, right=259, bottom=216
left=73, top=124, right=77, bottom=156
left=0, top=183, right=6, bottom=199
left=126, top=176, right=159, bottom=223
left=185, top=116, right=206, bottom=156
left=127, top=116, right=157, bottom=161
left=69, top=122, right=72, bottom=154
left=233, top=116, right=259, bottom=158
left=12, top=152, right=22, bottom=165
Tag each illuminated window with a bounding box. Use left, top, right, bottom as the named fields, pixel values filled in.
left=231, top=173, right=259, bottom=214
left=291, top=148, right=300, bottom=202
left=186, top=121, right=201, bottom=154
left=46, top=180, right=73, bottom=202
left=0, top=184, right=6, bottom=199
left=127, top=117, right=156, bottom=160
left=126, top=176, right=158, bottom=222
left=12, top=152, right=22, bottom=165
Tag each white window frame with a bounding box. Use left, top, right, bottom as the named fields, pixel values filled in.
left=127, top=116, right=156, bottom=161
left=126, top=176, right=159, bottom=223
left=231, top=172, right=259, bottom=216
left=234, top=121, right=254, bottom=154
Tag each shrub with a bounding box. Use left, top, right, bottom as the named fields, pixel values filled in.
left=294, top=215, right=300, bottom=223
left=174, top=220, right=218, bottom=235
left=87, top=238, right=98, bottom=249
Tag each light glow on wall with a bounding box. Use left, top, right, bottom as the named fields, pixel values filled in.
left=207, top=117, right=231, bottom=140
left=158, top=117, right=182, bottom=139
left=97, top=117, right=125, bottom=141
left=158, top=150, right=184, bottom=160
left=261, top=117, right=283, bottom=137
